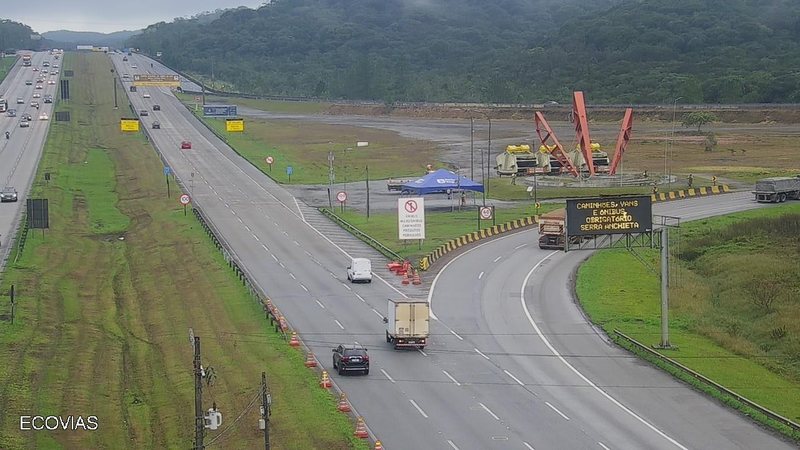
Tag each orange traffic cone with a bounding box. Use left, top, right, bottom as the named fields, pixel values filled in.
left=320, top=370, right=332, bottom=389
left=279, top=316, right=288, bottom=332
left=304, top=352, right=317, bottom=368
left=374, top=441, right=384, bottom=450
left=401, top=271, right=410, bottom=285
left=353, top=416, right=369, bottom=439
left=289, top=331, right=300, bottom=347
left=337, top=393, right=351, bottom=412
left=412, top=269, right=422, bottom=285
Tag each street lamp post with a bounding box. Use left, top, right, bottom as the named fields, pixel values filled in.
left=666, top=97, right=682, bottom=191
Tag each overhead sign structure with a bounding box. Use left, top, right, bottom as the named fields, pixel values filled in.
left=566, top=196, right=652, bottom=237
left=133, top=74, right=180, bottom=87
left=398, top=197, right=425, bottom=240
left=120, top=118, right=140, bottom=131
left=225, top=118, right=244, bottom=132
left=203, top=105, right=237, bottom=117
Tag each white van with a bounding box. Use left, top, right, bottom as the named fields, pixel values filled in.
left=347, top=258, right=372, bottom=283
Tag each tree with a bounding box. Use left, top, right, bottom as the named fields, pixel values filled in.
left=682, top=112, right=718, bottom=132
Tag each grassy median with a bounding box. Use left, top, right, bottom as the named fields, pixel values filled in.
left=576, top=203, right=800, bottom=438
left=0, top=52, right=366, bottom=449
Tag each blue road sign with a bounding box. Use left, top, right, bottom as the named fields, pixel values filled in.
left=203, top=105, right=237, bottom=117
left=164, top=166, right=171, bottom=175
left=286, top=166, right=293, bottom=175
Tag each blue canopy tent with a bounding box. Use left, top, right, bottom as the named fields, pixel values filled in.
left=400, top=169, right=484, bottom=195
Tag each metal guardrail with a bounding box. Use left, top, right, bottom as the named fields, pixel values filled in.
left=613, top=329, right=800, bottom=436
left=320, top=208, right=404, bottom=263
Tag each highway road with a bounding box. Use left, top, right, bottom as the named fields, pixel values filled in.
left=111, top=53, right=797, bottom=449
left=0, top=52, right=60, bottom=266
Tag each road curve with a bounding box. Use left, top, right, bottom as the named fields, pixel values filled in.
left=431, top=192, right=794, bottom=449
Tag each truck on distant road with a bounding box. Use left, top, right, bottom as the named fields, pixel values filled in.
left=538, top=209, right=566, bottom=249
left=753, top=176, right=800, bottom=203
left=387, top=178, right=413, bottom=191
left=384, top=299, right=429, bottom=350
left=21, top=54, right=31, bottom=66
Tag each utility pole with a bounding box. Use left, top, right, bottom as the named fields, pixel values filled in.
left=260, top=372, right=271, bottom=450
left=486, top=118, right=492, bottom=199
left=9, top=284, right=15, bottom=325
left=327, top=149, right=335, bottom=209
left=365, top=165, right=370, bottom=219
left=659, top=228, right=672, bottom=348
left=470, top=117, right=474, bottom=180
left=193, top=337, right=204, bottom=450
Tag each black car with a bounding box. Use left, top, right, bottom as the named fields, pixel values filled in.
left=139, top=110, right=149, bottom=116
left=153, top=104, right=161, bottom=111
left=332, top=344, right=369, bottom=375
left=152, top=121, right=161, bottom=129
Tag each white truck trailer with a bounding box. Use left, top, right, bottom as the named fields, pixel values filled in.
left=385, top=299, right=429, bottom=350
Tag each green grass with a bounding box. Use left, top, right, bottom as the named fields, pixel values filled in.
left=197, top=94, right=332, bottom=114
left=0, top=51, right=367, bottom=450
left=328, top=202, right=562, bottom=262
left=576, top=202, right=800, bottom=438
left=486, top=178, right=655, bottom=201
left=0, top=56, right=17, bottom=80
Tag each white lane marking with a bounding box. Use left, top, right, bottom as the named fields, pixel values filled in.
left=282, top=231, right=289, bottom=236
left=523, top=443, right=535, bottom=450
left=237, top=217, right=243, bottom=223
left=409, top=399, right=428, bottom=418
left=315, top=300, right=325, bottom=309
left=442, top=370, right=461, bottom=386
left=300, top=284, right=308, bottom=292
left=294, top=197, right=305, bottom=221
left=330, top=273, right=337, bottom=278
left=355, top=293, right=365, bottom=302
left=304, top=251, right=312, bottom=257
left=279, top=262, right=285, bottom=269
left=253, top=234, right=260, bottom=241
left=520, top=259, right=688, bottom=449
left=245, top=225, right=251, bottom=232
left=598, top=443, right=611, bottom=450
left=479, top=402, right=500, bottom=421
left=372, top=309, right=383, bottom=319
left=271, top=254, right=278, bottom=262
left=289, top=273, right=296, bottom=279
left=417, top=348, right=428, bottom=357
left=447, top=440, right=460, bottom=450
left=474, top=348, right=490, bottom=360
left=478, top=271, right=484, bottom=279
left=342, top=283, right=351, bottom=291
left=515, top=243, right=527, bottom=250
left=545, top=402, right=570, bottom=421
left=380, top=368, right=395, bottom=383
left=293, top=240, right=300, bottom=246
left=449, top=329, right=464, bottom=340
left=273, top=221, right=279, bottom=227
left=334, top=319, right=344, bottom=330
left=261, top=244, right=269, bottom=251
left=504, top=370, right=524, bottom=386
left=493, top=256, right=502, bottom=263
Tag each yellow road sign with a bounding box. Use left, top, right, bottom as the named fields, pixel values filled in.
left=226, top=119, right=244, bottom=132
left=120, top=119, right=140, bottom=131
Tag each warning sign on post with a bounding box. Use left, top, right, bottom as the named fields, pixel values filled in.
left=566, top=196, right=652, bottom=237
left=398, top=197, right=425, bottom=240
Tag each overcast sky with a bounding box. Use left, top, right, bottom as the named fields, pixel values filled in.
left=3, top=1, right=268, bottom=34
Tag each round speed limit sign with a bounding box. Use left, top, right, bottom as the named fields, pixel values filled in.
left=336, top=191, right=347, bottom=203
left=479, top=206, right=493, bottom=220
left=265, top=156, right=274, bottom=164
left=179, top=194, right=191, bottom=205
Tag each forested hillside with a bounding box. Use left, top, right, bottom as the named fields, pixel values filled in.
left=0, top=19, right=43, bottom=52
left=127, top=0, right=800, bottom=104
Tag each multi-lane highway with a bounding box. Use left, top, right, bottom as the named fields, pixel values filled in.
left=2, top=51, right=793, bottom=449
left=0, top=52, right=60, bottom=263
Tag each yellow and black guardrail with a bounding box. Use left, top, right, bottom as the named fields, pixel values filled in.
left=651, top=184, right=730, bottom=203
left=419, top=216, right=537, bottom=271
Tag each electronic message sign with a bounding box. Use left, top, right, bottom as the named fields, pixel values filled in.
left=566, top=195, right=652, bottom=237
left=203, top=105, right=237, bottom=117
left=132, top=74, right=180, bottom=87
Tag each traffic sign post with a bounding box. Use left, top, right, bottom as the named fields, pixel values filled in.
left=164, top=166, right=172, bottom=198
left=336, top=191, right=347, bottom=213
left=477, top=205, right=494, bottom=230
left=286, top=166, right=293, bottom=183
left=265, top=156, right=274, bottom=172
left=180, top=194, right=191, bottom=216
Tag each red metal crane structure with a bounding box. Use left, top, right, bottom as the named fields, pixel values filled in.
left=534, top=91, right=634, bottom=177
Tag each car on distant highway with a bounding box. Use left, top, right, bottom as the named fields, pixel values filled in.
left=39, top=112, right=49, bottom=120
left=152, top=121, right=161, bottom=129
left=131, top=64, right=137, bottom=69
left=6, top=109, right=16, bottom=117
left=16, top=97, right=24, bottom=104
left=32, top=67, right=38, bottom=71
left=143, top=93, right=151, bottom=99
left=152, top=104, right=160, bottom=111
left=47, top=80, right=55, bottom=85
left=30, top=101, right=39, bottom=108
left=0, top=187, right=18, bottom=202
left=32, top=92, right=41, bottom=98
left=19, top=120, right=29, bottom=128
left=25, top=80, right=32, bottom=85
left=22, top=113, right=32, bottom=121
left=139, top=109, right=149, bottom=116
left=43, top=96, right=52, bottom=104
left=332, top=344, right=369, bottom=375
left=36, top=84, right=44, bottom=89
left=181, top=140, right=192, bottom=149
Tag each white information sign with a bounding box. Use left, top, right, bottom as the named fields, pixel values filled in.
left=398, top=197, right=425, bottom=240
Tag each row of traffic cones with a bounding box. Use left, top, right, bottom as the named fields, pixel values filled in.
left=401, top=268, right=422, bottom=285
left=324, top=376, right=384, bottom=448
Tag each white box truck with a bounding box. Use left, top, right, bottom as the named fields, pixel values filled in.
left=384, top=299, right=429, bottom=350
